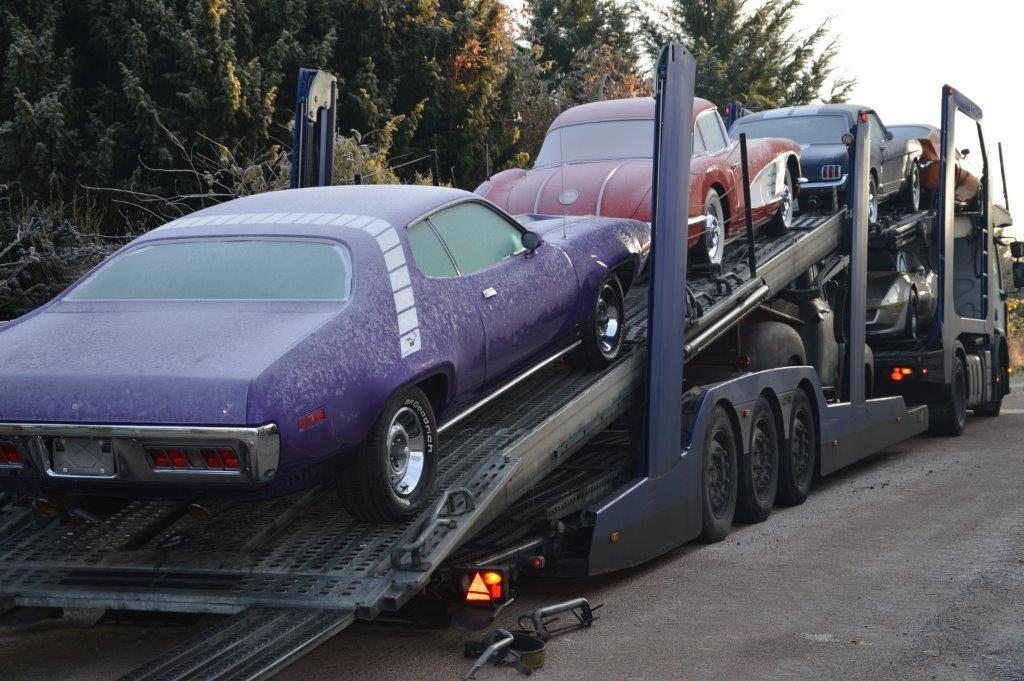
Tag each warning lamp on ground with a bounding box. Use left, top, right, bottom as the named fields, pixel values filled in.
left=889, top=367, right=914, bottom=382
left=455, top=567, right=511, bottom=606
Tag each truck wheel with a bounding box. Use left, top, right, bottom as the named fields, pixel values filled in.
left=898, top=161, right=921, bottom=212
left=778, top=388, right=817, bottom=506
left=699, top=406, right=738, bottom=543
left=736, top=397, right=779, bottom=523
left=338, top=387, right=437, bottom=522
left=929, top=354, right=967, bottom=436
left=691, top=189, right=726, bottom=267
left=765, top=166, right=794, bottom=237
left=569, top=274, right=625, bottom=369
left=974, top=367, right=1003, bottom=417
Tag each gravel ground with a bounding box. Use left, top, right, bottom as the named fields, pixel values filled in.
left=4, top=391, right=1023, bottom=681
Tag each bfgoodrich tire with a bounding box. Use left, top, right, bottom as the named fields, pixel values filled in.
left=338, top=387, right=437, bottom=522
left=699, top=406, right=738, bottom=543
left=569, top=274, right=625, bottom=370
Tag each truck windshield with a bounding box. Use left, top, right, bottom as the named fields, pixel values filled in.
left=67, top=239, right=351, bottom=300
left=534, top=120, right=654, bottom=167
left=731, top=114, right=849, bottom=145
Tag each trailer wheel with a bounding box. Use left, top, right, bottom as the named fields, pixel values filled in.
left=929, top=354, right=967, bottom=436
left=765, top=166, right=794, bottom=237
left=736, top=397, right=779, bottom=523
left=778, top=389, right=817, bottom=506
left=569, top=274, right=625, bottom=369
left=338, top=387, right=437, bottom=522
left=699, top=406, right=738, bottom=543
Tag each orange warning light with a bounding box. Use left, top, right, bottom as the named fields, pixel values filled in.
left=465, top=572, right=492, bottom=602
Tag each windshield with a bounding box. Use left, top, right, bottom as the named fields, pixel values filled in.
left=68, top=239, right=352, bottom=300
left=731, top=114, right=850, bottom=145
left=534, top=120, right=654, bottom=167
left=889, top=125, right=932, bottom=140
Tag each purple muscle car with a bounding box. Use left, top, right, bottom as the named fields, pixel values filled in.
left=0, top=185, right=649, bottom=521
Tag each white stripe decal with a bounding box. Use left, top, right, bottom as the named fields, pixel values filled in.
left=382, top=245, right=406, bottom=271
left=393, top=286, right=415, bottom=313
left=376, top=228, right=401, bottom=252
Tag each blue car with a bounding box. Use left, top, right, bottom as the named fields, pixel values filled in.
left=730, top=105, right=922, bottom=221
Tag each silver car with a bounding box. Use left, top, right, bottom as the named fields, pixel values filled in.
left=866, top=248, right=937, bottom=339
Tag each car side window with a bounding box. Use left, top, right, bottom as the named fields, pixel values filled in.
left=696, top=112, right=728, bottom=154
left=427, top=202, right=524, bottom=275
left=868, top=114, right=887, bottom=143
left=692, top=122, right=708, bottom=156
left=407, top=220, right=459, bottom=277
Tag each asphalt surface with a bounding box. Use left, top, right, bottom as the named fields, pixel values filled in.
left=4, top=389, right=1024, bottom=681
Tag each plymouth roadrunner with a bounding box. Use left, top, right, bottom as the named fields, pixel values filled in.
left=0, top=185, right=650, bottom=522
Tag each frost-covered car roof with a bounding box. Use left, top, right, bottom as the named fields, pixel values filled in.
left=547, top=96, right=716, bottom=129
left=139, top=185, right=479, bottom=245
left=737, top=104, right=871, bottom=123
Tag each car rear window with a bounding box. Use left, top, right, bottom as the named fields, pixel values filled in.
left=731, top=114, right=850, bottom=145
left=67, top=239, right=351, bottom=300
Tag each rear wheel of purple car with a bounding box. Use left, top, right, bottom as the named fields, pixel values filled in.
left=338, top=387, right=437, bottom=523
left=569, top=274, right=625, bottom=370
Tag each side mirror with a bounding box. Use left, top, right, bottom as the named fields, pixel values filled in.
left=915, top=265, right=927, bottom=275
left=841, top=132, right=854, bottom=146
left=1010, top=240, right=1024, bottom=259
left=885, top=130, right=894, bottom=141
left=1014, top=262, right=1024, bottom=289
left=960, top=148, right=971, bottom=158
left=521, top=231, right=542, bottom=252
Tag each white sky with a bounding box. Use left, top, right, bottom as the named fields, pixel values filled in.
left=503, top=0, right=1022, bottom=235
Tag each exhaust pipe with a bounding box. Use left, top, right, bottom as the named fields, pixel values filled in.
left=187, top=498, right=234, bottom=522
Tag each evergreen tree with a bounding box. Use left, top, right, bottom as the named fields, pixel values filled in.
left=636, top=0, right=854, bottom=109
left=524, top=0, right=636, bottom=79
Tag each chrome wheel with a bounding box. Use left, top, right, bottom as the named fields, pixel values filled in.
left=386, top=407, right=426, bottom=497
left=779, top=182, right=793, bottom=228
left=909, top=164, right=921, bottom=211
left=595, top=282, right=622, bottom=356
left=868, top=177, right=879, bottom=224
left=704, top=191, right=725, bottom=262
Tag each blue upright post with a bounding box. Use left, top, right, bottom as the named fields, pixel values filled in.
left=642, top=44, right=696, bottom=477
left=290, top=69, right=338, bottom=189
left=844, top=115, right=870, bottom=405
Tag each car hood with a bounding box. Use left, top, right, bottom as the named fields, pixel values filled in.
left=497, top=160, right=653, bottom=222
left=866, top=272, right=900, bottom=305
left=0, top=301, right=339, bottom=425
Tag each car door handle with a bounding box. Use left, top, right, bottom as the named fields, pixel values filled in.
left=482, top=287, right=497, bottom=299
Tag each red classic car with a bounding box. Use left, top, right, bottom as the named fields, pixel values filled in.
left=475, top=97, right=802, bottom=267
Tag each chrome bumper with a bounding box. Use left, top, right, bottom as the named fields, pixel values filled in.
left=801, top=175, right=848, bottom=190
left=0, top=422, right=280, bottom=484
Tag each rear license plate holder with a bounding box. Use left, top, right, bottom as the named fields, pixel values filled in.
left=51, top=437, right=116, bottom=477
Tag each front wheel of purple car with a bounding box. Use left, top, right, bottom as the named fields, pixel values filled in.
left=569, top=274, right=625, bottom=370
left=338, top=387, right=437, bottom=523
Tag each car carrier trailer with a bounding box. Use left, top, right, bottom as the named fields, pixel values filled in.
left=0, top=45, right=1000, bottom=680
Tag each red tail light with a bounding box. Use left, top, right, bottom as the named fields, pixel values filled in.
left=147, top=446, right=241, bottom=472
left=219, top=448, right=240, bottom=469
left=0, top=441, right=23, bottom=466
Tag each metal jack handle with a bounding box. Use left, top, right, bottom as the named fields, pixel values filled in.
left=463, top=628, right=517, bottom=680
left=389, top=487, right=476, bottom=570
left=517, top=597, right=601, bottom=640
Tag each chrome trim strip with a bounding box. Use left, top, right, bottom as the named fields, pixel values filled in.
left=0, top=423, right=280, bottom=484
left=801, top=175, right=848, bottom=190
left=438, top=341, right=582, bottom=434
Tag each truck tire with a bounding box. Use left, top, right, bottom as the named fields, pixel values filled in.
left=929, top=354, right=967, bottom=436
left=569, top=274, right=625, bottom=370
left=736, top=396, right=779, bottom=523
left=778, top=388, right=817, bottom=506
left=699, top=406, right=738, bottom=543
left=338, top=387, right=437, bottom=522
left=974, top=367, right=1003, bottom=417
